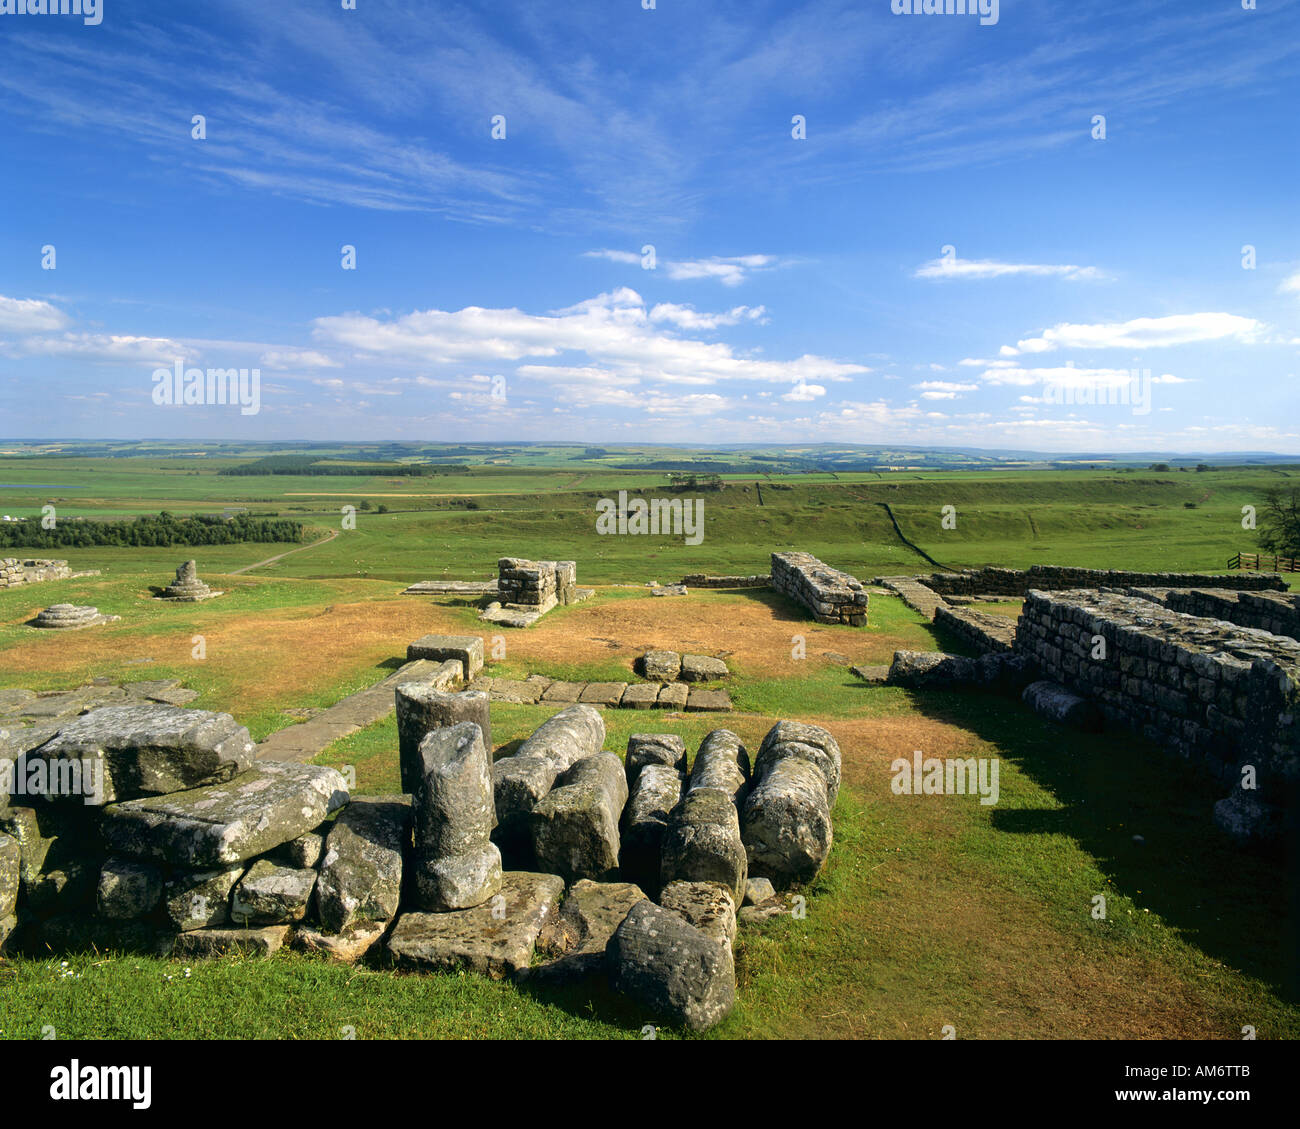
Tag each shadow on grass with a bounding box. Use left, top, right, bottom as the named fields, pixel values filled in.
left=899, top=686, right=1300, bottom=1003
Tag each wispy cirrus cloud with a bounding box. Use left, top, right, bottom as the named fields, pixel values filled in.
left=914, top=257, right=1103, bottom=281
left=584, top=250, right=784, bottom=286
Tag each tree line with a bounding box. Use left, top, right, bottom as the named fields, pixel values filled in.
left=0, top=512, right=305, bottom=549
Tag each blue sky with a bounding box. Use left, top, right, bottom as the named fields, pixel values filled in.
left=1, top=0, right=1297, bottom=452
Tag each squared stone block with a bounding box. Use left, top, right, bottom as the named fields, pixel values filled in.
left=579, top=683, right=628, bottom=707
left=490, top=679, right=545, bottom=704
left=681, top=655, right=729, bottom=682
left=686, top=687, right=732, bottom=713
left=620, top=684, right=660, bottom=710
left=406, top=634, right=484, bottom=679
left=386, top=871, right=564, bottom=979
left=656, top=683, right=689, bottom=710
left=541, top=681, right=585, bottom=703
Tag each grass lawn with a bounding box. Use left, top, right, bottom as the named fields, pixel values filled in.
left=2, top=459, right=1297, bottom=1040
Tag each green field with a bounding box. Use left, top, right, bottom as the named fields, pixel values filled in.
left=1, top=445, right=1297, bottom=1040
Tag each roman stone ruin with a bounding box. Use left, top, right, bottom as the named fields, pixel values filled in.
left=157, top=560, right=222, bottom=601
left=0, top=557, right=78, bottom=588
left=1016, top=589, right=1298, bottom=844
left=771, top=551, right=868, bottom=625
left=32, top=604, right=120, bottom=630
left=914, top=564, right=1287, bottom=598
left=876, top=565, right=1299, bottom=848
left=0, top=698, right=836, bottom=1032
left=480, top=557, right=593, bottom=627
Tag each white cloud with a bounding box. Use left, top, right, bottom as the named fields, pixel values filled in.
left=914, top=258, right=1103, bottom=281
left=312, top=288, right=866, bottom=388
left=1001, top=312, right=1264, bottom=355
left=781, top=381, right=826, bottom=402
left=914, top=380, right=978, bottom=400
left=648, top=303, right=768, bottom=330
left=1279, top=270, right=1300, bottom=295
left=260, top=348, right=340, bottom=369
left=0, top=295, right=71, bottom=334
left=9, top=333, right=192, bottom=364
left=584, top=250, right=781, bottom=287
left=664, top=255, right=777, bottom=286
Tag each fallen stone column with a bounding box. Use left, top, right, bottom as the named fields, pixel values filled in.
left=530, top=752, right=628, bottom=883
left=1022, top=680, right=1103, bottom=732
left=607, top=900, right=736, bottom=1032
left=687, top=729, right=751, bottom=806
left=492, top=704, right=605, bottom=839
left=755, top=720, right=841, bottom=806
left=625, top=733, right=686, bottom=785
left=660, top=789, right=747, bottom=903
left=741, top=757, right=833, bottom=888
left=412, top=723, right=502, bottom=912
left=620, top=763, right=683, bottom=897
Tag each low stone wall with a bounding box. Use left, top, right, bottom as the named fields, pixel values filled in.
left=0, top=558, right=74, bottom=588
left=679, top=574, right=770, bottom=589
left=923, top=565, right=1287, bottom=597
left=1128, top=587, right=1300, bottom=642
left=934, top=606, right=1016, bottom=654
left=1015, top=589, right=1299, bottom=840
left=770, top=552, right=867, bottom=626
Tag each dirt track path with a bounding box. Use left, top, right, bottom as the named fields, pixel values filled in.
left=231, top=528, right=339, bottom=575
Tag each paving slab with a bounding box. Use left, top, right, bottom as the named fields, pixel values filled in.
left=579, top=682, right=628, bottom=707
left=257, top=658, right=457, bottom=763
left=386, top=871, right=564, bottom=979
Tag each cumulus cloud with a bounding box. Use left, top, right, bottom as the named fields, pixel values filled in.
left=781, top=381, right=826, bottom=402
left=312, top=288, right=866, bottom=388
left=0, top=295, right=70, bottom=334
left=1279, top=270, right=1300, bottom=296
left=648, top=303, right=768, bottom=330
left=1000, top=312, right=1264, bottom=355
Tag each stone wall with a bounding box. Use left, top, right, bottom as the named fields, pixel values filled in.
left=922, top=565, right=1287, bottom=597
left=1127, top=587, right=1300, bottom=642
left=770, top=552, right=867, bottom=626
left=680, top=574, right=770, bottom=589
left=0, top=558, right=73, bottom=588
left=934, top=606, right=1016, bottom=654
left=496, top=558, right=577, bottom=610
left=1014, top=589, right=1299, bottom=840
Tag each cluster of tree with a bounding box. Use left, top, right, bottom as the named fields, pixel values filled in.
left=667, top=472, right=726, bottom=492
left=1258, top=488, right=1300, bottom=557
left=219, top=455, right=468, bottom=477
left=0, top=512, right=305, bottom=549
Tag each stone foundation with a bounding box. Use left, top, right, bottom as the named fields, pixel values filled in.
left=934, top=605, right=1016, bottom=654
left=770, top=552, right=867, bottom=625
left=920, top=565, right=1286, bottom=598
left=1015, top=588, right=1299, bottom=842
left=1127, top=587, right=1300, bottom=642
left=0, top=558, right=75, bottom=588
left=679, top=574, right=770, bottom=589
